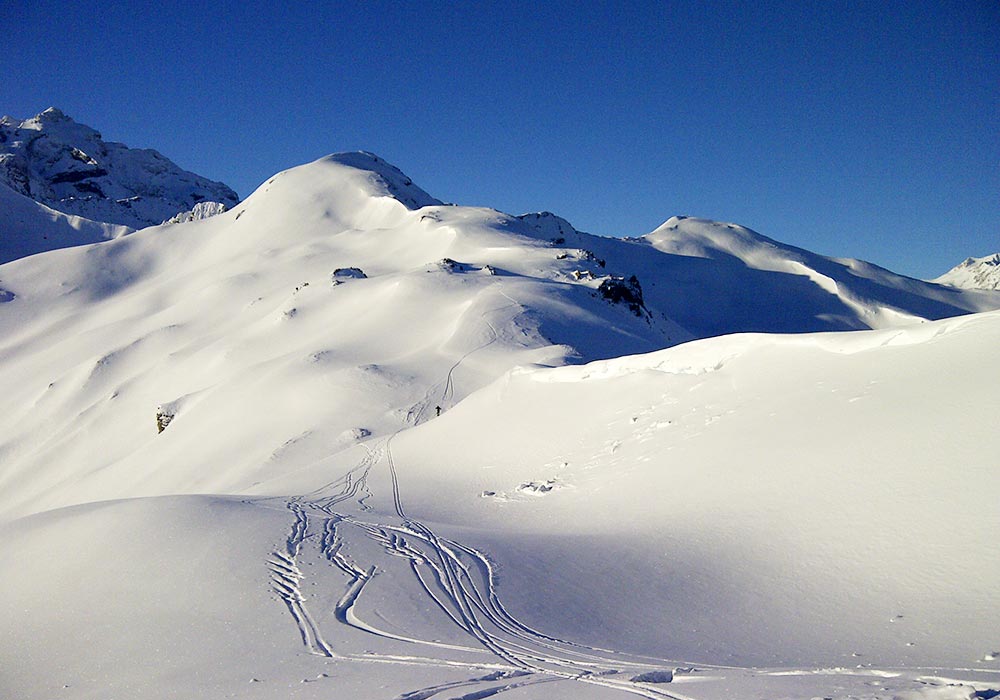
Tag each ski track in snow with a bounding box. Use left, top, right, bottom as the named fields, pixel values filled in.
left=266, top=503, right=335, bottom=657
left=256, top=291, right=699, bottom=699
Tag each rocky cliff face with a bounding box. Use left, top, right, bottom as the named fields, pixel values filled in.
left=0, top=108, right=239, bottom=229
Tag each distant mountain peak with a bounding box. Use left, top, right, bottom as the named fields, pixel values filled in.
left=0, top=107, right=239, bottom=231
left=38, top=106, right=70, bottom=120
left=934, top=253, right=1000, bottom=290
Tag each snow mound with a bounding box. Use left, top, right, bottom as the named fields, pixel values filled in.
left=390, top=310, right=1000, bottom=669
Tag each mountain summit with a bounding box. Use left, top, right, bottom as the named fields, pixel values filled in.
left=0, top=107, right=239, bottom=231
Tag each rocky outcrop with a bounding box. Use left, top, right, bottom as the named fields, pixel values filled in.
left=163, top=201, right=229, bottom=224
left=598, top=274, right=648, bottom=317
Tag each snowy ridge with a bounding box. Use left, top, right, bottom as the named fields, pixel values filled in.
left=638, top=216, right=998, bottom=332
left=0, top=152, right=996, bottom=517
left=0, top=107, right=238, bottom=238
left=934, top=253, right=1000, bottom=290
left=520, top=308, right=991, bottom=384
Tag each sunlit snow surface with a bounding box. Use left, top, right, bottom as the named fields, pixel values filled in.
left=1, top=154, right=998, bottom=699
left=934, top=253, right=1000, bottom=291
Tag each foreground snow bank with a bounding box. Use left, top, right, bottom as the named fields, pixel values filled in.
left=388, top=310, right=1000, bottom=668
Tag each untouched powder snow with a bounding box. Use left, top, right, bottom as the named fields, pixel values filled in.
left=1, top=152, right=999, bottom=700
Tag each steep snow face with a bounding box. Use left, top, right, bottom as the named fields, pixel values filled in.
left=0, top=107, right=239, bottom=233
left=934, top=253, right=1000, bottom=290
left=0, top=182, right=131, bottom=264
left=635, top=216, right=1000, bottom=333
left=322, top=151, right=441, bottom=210
left=507, top=213, right=1000, bottom=338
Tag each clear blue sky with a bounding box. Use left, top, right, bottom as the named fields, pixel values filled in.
left=5, top=0, right=997, bottom=278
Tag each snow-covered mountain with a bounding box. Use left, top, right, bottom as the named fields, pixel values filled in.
left=0, top=107, right=238, bottom=261
left=543, top=213, right=999, bottom=337
left=934, top=253, right=1000, bottom=290
left=1, top=152, right=998, bottom=700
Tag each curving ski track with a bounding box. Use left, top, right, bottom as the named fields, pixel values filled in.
left=262, top=284, right=697, bottom=699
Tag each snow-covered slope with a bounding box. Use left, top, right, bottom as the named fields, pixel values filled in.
left=2, top=152, right=998, bottom=518
left=0, top=153, right=682, bottom=520
left=934, top=253, right=1000, bottom=290
left=0, top=181, right=131, bottom=263
left=1, top=152, right=999, bottom=700
left=2, top=313, right=998, bottom=700
left=389, top=311, right=1000, bottom=670
left=0, top=107, right=238, bottom=258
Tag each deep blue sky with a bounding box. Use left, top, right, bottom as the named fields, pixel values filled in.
left=5, top=0, right=997, bottom=278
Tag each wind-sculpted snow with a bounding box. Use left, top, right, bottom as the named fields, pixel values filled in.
left=1, top=152, right=999, bottom=699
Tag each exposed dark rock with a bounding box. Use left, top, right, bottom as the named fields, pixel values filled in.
left=331, top=267, right=367, bottom=285
left=598, top=275, right=647, bottom=317
left=155, top=409, right=174, bottom=434
left=630, top=670, right=673, bottom=684
left=50, top=168, right=109, bottom=184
